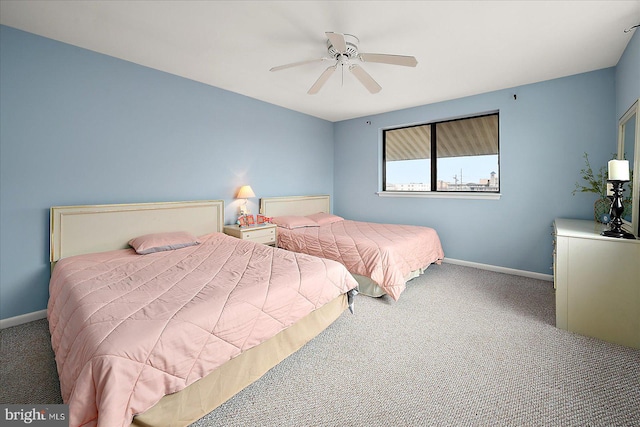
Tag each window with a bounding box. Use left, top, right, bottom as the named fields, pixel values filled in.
left=383, top=113, right=499, bottom=193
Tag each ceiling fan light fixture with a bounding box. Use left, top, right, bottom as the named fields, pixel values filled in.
left=270, top=31, right=417, bottom=94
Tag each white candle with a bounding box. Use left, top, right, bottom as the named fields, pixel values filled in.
left=608, top=160, right=630, bottom=181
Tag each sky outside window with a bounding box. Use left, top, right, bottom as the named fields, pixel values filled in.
left=386, top=155, right=498, bottom=186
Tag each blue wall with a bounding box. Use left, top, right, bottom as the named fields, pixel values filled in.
left=0, top=26, right=335, bottom=320
left=333, top=69, right=617, bottom=275
left=1, top=25, right=638, bottom=321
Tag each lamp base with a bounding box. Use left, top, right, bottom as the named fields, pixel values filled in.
left=601, top=229, right=636, bottom=239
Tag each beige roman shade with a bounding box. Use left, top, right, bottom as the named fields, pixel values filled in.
left=385, top=114, right=498, bottom=161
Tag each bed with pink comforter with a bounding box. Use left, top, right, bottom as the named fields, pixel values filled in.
left=274, top=215, right=444, bottom=300
left=48, top=232, right=357, bottom=427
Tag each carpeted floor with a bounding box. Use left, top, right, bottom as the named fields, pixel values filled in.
left=1, top=263, right=639, bottom=426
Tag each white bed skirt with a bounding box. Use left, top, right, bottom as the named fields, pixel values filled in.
left=353, top=266, right=427, bottom=297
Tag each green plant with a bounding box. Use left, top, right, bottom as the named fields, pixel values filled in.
left=572, top=152, right=608, bottom=198
left=572, top=152, right=634, bottom=199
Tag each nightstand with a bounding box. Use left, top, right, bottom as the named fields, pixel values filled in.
left=223, top=223, right=277, bottom=247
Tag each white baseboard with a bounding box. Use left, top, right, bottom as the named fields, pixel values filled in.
left=0, top=309, right=47, bottom=329
left=442, top=258, right=554, bottom=282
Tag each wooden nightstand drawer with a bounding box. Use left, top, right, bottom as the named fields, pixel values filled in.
left=223, top=224, right=277, bottom=246
left=242, top=227, right=275, bottom=244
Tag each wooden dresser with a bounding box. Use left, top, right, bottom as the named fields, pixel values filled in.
left=553, top=219, right=640, bottom=348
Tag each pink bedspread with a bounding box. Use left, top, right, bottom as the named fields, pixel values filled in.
left=277, top=220, right=444, bottom=300
left=48, top=232, right=357, bottom=427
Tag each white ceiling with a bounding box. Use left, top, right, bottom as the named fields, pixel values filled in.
left=1, top=1, right=638, bottom=122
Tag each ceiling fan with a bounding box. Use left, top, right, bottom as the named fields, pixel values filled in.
left=270, top=32, right=418, bottom=95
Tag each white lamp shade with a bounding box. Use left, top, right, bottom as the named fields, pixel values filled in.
left=236, top=185, right=256, bottom=199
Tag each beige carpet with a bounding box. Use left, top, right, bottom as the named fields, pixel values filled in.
left=2, top=263, right=639, bottom=426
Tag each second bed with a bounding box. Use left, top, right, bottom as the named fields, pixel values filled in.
left=260, top=195, right=445, bottom=300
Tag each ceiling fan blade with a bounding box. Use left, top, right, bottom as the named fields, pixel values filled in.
left=359, top=53, right=418, bottom=67
left=270, top=58, right=326, bottom=72
left=349, top=65, right=382, bottom=94
left=326, top=32, right=347, bottom=53
left=308, top=65, right=337, bottom=94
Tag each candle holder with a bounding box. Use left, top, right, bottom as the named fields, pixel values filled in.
left=601, top=180, right=635, bottom=239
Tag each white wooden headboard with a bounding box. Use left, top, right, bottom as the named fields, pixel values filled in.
left=260, top=195, right=331, bottom=217
left=50, top=200, right=224, bottom=264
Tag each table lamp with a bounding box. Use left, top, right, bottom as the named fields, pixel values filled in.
left=236, top=185, right=256, bottom=216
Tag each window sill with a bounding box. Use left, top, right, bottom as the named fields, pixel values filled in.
left=377, top=191, right=501, bottom=200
